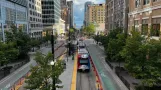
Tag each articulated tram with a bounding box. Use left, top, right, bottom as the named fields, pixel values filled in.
left=77, top=48, right=90, bottom=72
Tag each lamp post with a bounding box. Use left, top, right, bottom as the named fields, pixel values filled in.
left=68, top=26, right=71, bottom=56
left=51, top=29, right=56, bottom=90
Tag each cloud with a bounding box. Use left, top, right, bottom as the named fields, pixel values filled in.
left=67, top=0, right=105, bottom=28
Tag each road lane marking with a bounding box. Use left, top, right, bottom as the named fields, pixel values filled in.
left=70, top=52, right=77, bottom=90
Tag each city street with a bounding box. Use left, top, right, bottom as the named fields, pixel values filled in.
left=0, top=40, right=65, bottom=90
left=0, top=0, right=161, bottom=90
left=85, top=39, right=128, bottom=90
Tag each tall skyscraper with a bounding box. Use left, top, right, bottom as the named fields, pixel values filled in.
left=84, top=1, right=93, bottom=26
left=87, top=4, right=106, bottom=34
left=42, top=0, right=61, bottom=27
left=0, top=0, right=28, bottom=41
left=67, top=1, right=73, bottom=28
left=28, top=0, right=43, bottom=39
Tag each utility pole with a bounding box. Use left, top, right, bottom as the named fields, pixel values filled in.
left=51, top=30, right=56, bottom=90
left=68, top=28, right=71, bottom=56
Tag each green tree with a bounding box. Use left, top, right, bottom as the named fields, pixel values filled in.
left=120, top=30, right=145, bottom=75
left=5, top=42, right=19, bottom=63
left=30, top=39, right=40, bottom=52
left=120, top=30, right=161, bottom=87
left=69, top=28, right=74, bottom=34
left=43, top=31, right=57, bottom=46
left=83, top=24, right=95, bottom=36
left=107, top=33, right=126, bottom=64
left=5, top=24, right=31, bottom=58
left=0, top=42, right=19, bottom=66
left=87, top=24, right=95, bottom=36
left=0, top=42, right=7, bottom=66
left=25, top=52, right=64, bottom=90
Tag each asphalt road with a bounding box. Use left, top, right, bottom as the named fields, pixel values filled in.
left=0, top=40, right=66, bottom=90
left=84, top=39, right=128, bottom=90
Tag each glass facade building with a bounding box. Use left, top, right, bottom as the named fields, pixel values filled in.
left=0, top=0, right=28, bottom=42
left=42, top=0, right=61, bottom=27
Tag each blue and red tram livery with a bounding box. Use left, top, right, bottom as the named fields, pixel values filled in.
left=77, top=49, right=90, bottom=72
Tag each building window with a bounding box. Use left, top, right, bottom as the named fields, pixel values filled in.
left=151, top=24, right=160, bottom=36
left=32, top=5, right=34, bottom=9
left=29, top=4, right=31, bottom=8
left=135, top=0, right=140, bottom=8
left=141, top=24, right=148, bottom=35
left=30, top=17, right=32, bottom=21
left=143, top=0, right=150, bottom=5
left=30, top=10, right=32, bottom=15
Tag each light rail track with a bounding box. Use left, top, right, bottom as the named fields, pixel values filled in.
left=77, top=71, right=97, bottom=90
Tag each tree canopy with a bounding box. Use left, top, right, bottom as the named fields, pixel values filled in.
left=25, top=52, right=64, bottom=90
left=83, top=24, right=95, bottom=36
left=120, top=30, right=161, bottom=87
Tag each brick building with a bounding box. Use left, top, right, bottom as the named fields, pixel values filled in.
left=128, top=0, right=161, bottom=38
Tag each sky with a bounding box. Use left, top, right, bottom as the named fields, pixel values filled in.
left=67, top=0, right=105, bottom=28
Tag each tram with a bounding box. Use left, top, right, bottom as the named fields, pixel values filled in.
left=77, top=48, right=90, bottom=72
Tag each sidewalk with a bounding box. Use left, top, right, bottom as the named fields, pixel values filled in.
left=57, top=56, right=74, bottom=90
left=18, top=56, right=75, bottom=90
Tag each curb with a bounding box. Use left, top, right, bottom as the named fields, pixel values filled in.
left=90, top=55, right=103, bottom=90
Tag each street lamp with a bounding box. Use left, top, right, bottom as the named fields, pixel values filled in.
left=50, top=60, right=55, bottom=66
left=67, top=25, right=71, bottom=56
left=49, top=59, right=56, bottom=90
left=51, top=29, right=56, bottom=90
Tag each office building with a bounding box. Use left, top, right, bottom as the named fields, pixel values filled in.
left=61, top=0, right=68, bottom=32
left=28, top=0, right=43, bottom=39
left=87, top=4, right=106, bottom=34
left=128, top=0, right=161, bottom=38
left=106, top=0, right=128, bottom=34
left=67, top=1, right=73, bottom=28
left=41, top=0, right=61, bottom=35
left=0, top=0, right=28, bottom=41
left=84, top=1, right=93, bottom=26
left=42, top=0, right=61, bottom=27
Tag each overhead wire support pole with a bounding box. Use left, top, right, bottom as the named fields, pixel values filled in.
left=51, top=30, right=56, bottom=90
left=68, top=28, right=71, bottom=56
